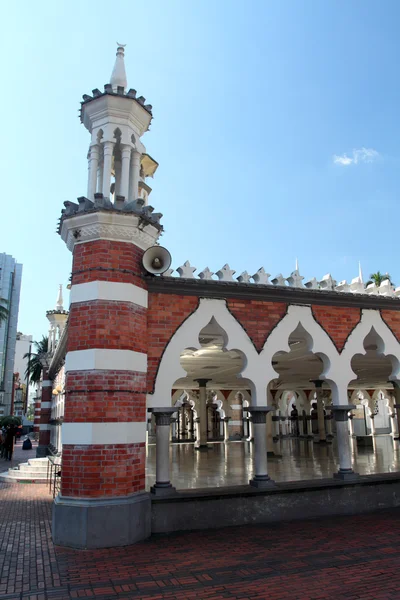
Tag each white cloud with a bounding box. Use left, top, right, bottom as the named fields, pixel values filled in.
left=333, top=147, right=380, bottom=166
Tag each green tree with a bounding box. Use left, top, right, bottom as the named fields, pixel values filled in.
left=0, top=298, right=8, bottom=324
left=24, top=336, right=49, bottom=384
left=366, top=272, right=393, bottom=287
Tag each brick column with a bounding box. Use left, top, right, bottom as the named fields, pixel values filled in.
left=33, top=388, right=41, bottom=435
left=53, top=209, right=160, bottom=549
left=37, top=366, right=52, bottom=457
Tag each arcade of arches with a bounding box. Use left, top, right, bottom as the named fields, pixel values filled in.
left=146, top=302, right=400, bottom=491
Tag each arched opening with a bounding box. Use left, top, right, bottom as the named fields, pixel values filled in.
left=175, top=317, right=246, bottom=444
left=271, top=323, right=333, bottom=443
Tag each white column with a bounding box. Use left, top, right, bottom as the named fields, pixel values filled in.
left=393, top=384, right=400, bottom=440
left=195, top=379, right=211, bottom=451
left=390, top=411, right=398, bottom=437
left=348, top=413, right=355, bottom=436
left=97, top=159, right=104, bottom=195
left=266, top=411, right=274, bottom=454
left=248, top=407, right=275, bottom=488
left=87, top=145, right=100, bottom=200
left=129, top=150, right=141, bottom=201
left=223, top=417, right=230, bottom=442
left=313, top=381, right=327, bottom=443
left=369, top=413, right=376, bottom=436
left=102, top=141, right=114, bottom=200
left=150, top=407, right=176, bottom=495
left=331, top=405, right=359, bottom=480
left=120, top=145, right=131, bottom=200
left=325, top=413, right=333, bottom=438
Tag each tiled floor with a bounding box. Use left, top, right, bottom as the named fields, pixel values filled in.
left=1, top=480, right=400, bottom=599
left=146, top=435, right=400, bottom=489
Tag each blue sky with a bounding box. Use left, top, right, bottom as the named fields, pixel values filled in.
left=2, top=0, right=400, bottom=342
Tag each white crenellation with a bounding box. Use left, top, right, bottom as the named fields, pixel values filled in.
left=237, top=271, right=251, bottom=283
left=304, top=277, right=318, bottom=290
left=252, top=268, right=270, bottom=285
left=216, top=264, right=236, bottom=281
left=319, top=274, right=337, bottom=290
left=286, top=269, right=304, bottom=288
left=156, top=262, right=400, bottom=299
left=177, top=261, right=196, bottom=278
left=271, top=274, right=286, bottom=286
left=198, top=267, right=214, bottom=280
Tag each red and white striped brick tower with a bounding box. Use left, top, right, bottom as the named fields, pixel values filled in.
left=37, top=286, right=68, bottom=457
left=33, top=386, right=41, bottom=435
left=52, top=44, right=163, bottom=548
left=36, top=362, right=52, bottom=457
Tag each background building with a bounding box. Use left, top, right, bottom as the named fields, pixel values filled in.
left=0, top=253, right=22, bottom=416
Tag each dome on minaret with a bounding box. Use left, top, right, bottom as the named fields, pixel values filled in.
left=110, top=43, right=127, bottom=92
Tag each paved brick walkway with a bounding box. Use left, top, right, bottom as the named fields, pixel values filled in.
left=1, top=482, right=400, bottom=600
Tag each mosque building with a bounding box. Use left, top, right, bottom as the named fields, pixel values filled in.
left=12, top=45, right=400, bottom=548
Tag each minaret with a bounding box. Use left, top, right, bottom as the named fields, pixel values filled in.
left=81, top=43, right=158, bottom=204
left=37, top=285, right=69, bottom=457
left=54, top=45, right=163, bottom=548
left=46, top=285, right=68, bottom=356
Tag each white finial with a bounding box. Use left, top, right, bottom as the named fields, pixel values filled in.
left=295, top=257, right=299, bottom=271
left=110, top=43, right=127, bottom=92
left=56, top=284, right=63, bottom=311
left=358, top=261, right=363, bottom=283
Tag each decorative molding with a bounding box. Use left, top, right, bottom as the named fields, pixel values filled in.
left=60, top=211, right=160, bottom=252
left=69, top=281, right=148, bottom=308
left=65, top=348, right=147, bottom=373
left=62, top=421, right=146, bottom=444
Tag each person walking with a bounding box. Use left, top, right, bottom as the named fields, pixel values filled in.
left=4, top=425, right=15, bottom=461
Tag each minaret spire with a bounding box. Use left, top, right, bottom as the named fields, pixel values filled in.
left=110, top=43, right=127, bottom=92
left=358, top=261, right=363, bottom=284
left=56, top=284, right=64, bottom=311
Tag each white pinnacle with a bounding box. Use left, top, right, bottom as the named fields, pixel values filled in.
left=110, top=43, right=128, bottom=92
left=56, top=284, right=63, bottom=311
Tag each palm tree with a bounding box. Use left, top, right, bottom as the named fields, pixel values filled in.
left=366, top=272, right=393, bottom=287
left=24, top=336, right=49, bottom=385
left=0, top=298, right=8, bottom=324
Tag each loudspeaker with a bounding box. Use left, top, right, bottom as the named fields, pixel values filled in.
left=142, top=246, right=172, bottom=275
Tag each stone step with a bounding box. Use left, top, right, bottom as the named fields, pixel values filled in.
left=28, top=458, right=50, bottom=466
left=0, top=470, right=47, bottom=483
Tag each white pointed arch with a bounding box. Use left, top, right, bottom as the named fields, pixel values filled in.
left=148, top=299, right=259, bottom=407
left=341, top=310, right=400, bottom=383
left=260, top=305, right=344, bottom=387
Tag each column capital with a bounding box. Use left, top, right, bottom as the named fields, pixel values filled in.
left=151, top=407, right=176, bottom=426
left=194, top=378, right=211, bottom=388
left=310, top=379, right=324, bottom=388
left=248, top=406, right=275, bottom=424
left=328, top=404, right=356, bottom=421
left=121, top=144, right=132, bottom=157
left=103, top=140, right=114, bottom=151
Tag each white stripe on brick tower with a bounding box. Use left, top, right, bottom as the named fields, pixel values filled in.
left=62, top=238, right=152, bottom=500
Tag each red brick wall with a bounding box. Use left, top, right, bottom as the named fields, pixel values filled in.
left=61, top=443, right=145, bottom=498
left=147, top=294, right=199, bottom=392
left=227, top=300, right=288, bottom=353
left=68, top=301, right=147, bottom=353
left=312, top=306, right=361, bottom=352
left=64, top=371, right=146, bottom=422
left=381, top=310, right=400, bottom=343
left=71, top=240, right=145, bottom=288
